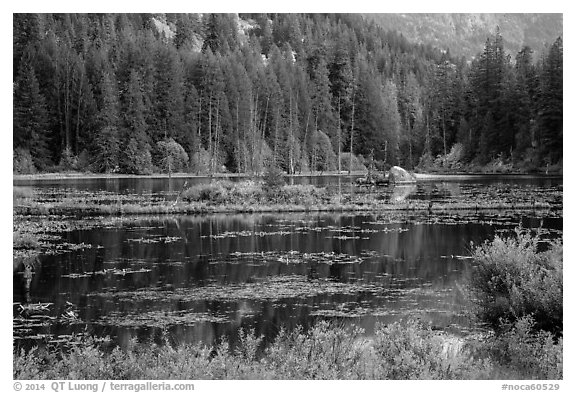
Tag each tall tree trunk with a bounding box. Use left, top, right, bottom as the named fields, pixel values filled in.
left=208, top=92, right=212, bottom=177
left=442, top=107, right=447, bottom=162
left=349, top=95, right=355, bottom=174
left=289, top=93, right=293, bottom=174
left=75, top=64, right=84, bottom=155
left=259, top=95, right=269, bottom=172
left=274, top=107, right=279, bottom=167
left=196, top=95, right=202, bottom=175
left=236, top=97, right=241, bottom=173
left=302, top=111, right=310, bottom=174
left=212, top=96, right=220, bottom=175
left=337, top=94, right=341, bottom=173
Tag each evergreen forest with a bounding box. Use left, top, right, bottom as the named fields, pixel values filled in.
left=13, top=13, right=563, bottom=175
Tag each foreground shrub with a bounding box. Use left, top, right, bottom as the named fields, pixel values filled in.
left=471, top=316, right=563, bottom=379
left=372, top=320, right=493, bottom=379
left=15, top=320, right=498, bottom=380
left=469, top=229, right=562, bottom=336
left=264, top=321, right=370, bottom=379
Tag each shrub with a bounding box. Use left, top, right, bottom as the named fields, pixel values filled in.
left=469, top=229, right=562, bottom=336
left=471, top=316, right=563, bottom=379
left=264, top=321, right=369, bottom=379
left=13, top=148, right=36, bottom=174
left=190, top=147, right=211, bottom=174
left=275, top=184, right=329, bottom=206
left=372, top=320, right=492, bottom=379
left=262, top=165, right=285, bottom=191
left=181, top=182, right=228, bottom=203
left=155, top=138, right=189, bottom=173
left=340, top=153, right=367, bottom=172
left=14, top=320, right=496, bottom=380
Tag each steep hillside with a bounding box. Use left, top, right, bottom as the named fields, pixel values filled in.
left=366, top=13, right=563, bottom=59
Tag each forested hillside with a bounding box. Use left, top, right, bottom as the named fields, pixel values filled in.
left=366, top=14, right=562, bottom=60
left=13, top=13, right=563, bottom=175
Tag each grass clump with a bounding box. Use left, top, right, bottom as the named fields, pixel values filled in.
left=181, top=180, right=264, bottom=205
left=181, top=180, right=330, bottom=207
left=13, top=231, right=41, bottom=250
left=13, top=187, right=35, bottom=202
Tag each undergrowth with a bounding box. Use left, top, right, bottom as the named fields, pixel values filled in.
left=14, top=316, right=561, bottom=380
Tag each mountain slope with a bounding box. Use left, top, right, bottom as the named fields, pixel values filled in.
left=366, top=13, right=563, bottom=59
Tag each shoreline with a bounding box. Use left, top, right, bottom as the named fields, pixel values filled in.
left=14, top=200, right=554, bottom=217
left=13, top=171, right=563, bottom=183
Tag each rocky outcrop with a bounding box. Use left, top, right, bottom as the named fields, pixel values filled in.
left=388, top=166, right=416, bottom=184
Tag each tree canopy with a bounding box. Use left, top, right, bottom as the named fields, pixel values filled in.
left=13, top=13, right=562, bottom=174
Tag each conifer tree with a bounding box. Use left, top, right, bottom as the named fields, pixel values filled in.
left=13, top=57, right=52, bottom=170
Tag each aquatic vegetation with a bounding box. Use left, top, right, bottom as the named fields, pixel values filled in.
left=97, top=310, right=228, bottom=328
left=12, top=177, right=563, bottom=379
left=92, top=275, right=386, bottom=303
left=13, top=231, right=41, bottom=250
left=61, top=267, right=152, bottom=279
left=13, top=186, right=35, bottom=201
left=13, top=179, right=560, bottom=216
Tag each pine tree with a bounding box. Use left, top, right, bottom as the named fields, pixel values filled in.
left=121, top=69, right=152, bottom=173
left=381, top=80, right=402, bottom=167
left=537, top=37, right=562, bottom=164
left=94, top=72, right=120, bottom=172
left=14, top=57, right=52, bottom=170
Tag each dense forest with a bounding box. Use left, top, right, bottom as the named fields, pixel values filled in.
left=13, top=13, right=563, bottom=175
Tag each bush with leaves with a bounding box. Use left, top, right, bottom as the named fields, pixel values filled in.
left=339, top=153, right=367, bottom=172
left=372, top=319, right=493, bottom=379
left=156, top=138, right=189, bottom=174
left=470, top=316, right=562, bottom=379
left=469, top=229, right=562, bottom=336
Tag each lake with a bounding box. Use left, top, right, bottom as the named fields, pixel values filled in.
left=13, top=175, right=563, bottom=349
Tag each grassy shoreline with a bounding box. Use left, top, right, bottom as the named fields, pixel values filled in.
left=13, top=170, right=562, bottom=182
left=14, top=177, right=555, bottom=217
left=14, top=200, right=553, bottom=217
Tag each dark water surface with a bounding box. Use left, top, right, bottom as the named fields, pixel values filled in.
left=13, top=176, right=563, bottom=349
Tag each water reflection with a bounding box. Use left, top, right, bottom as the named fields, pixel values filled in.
left=13, top=210, right=562, bottom=349
left=389, top=185, right=417, bottom=203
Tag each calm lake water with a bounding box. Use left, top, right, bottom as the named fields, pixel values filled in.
left=13, top=176, right=563, bottom=349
